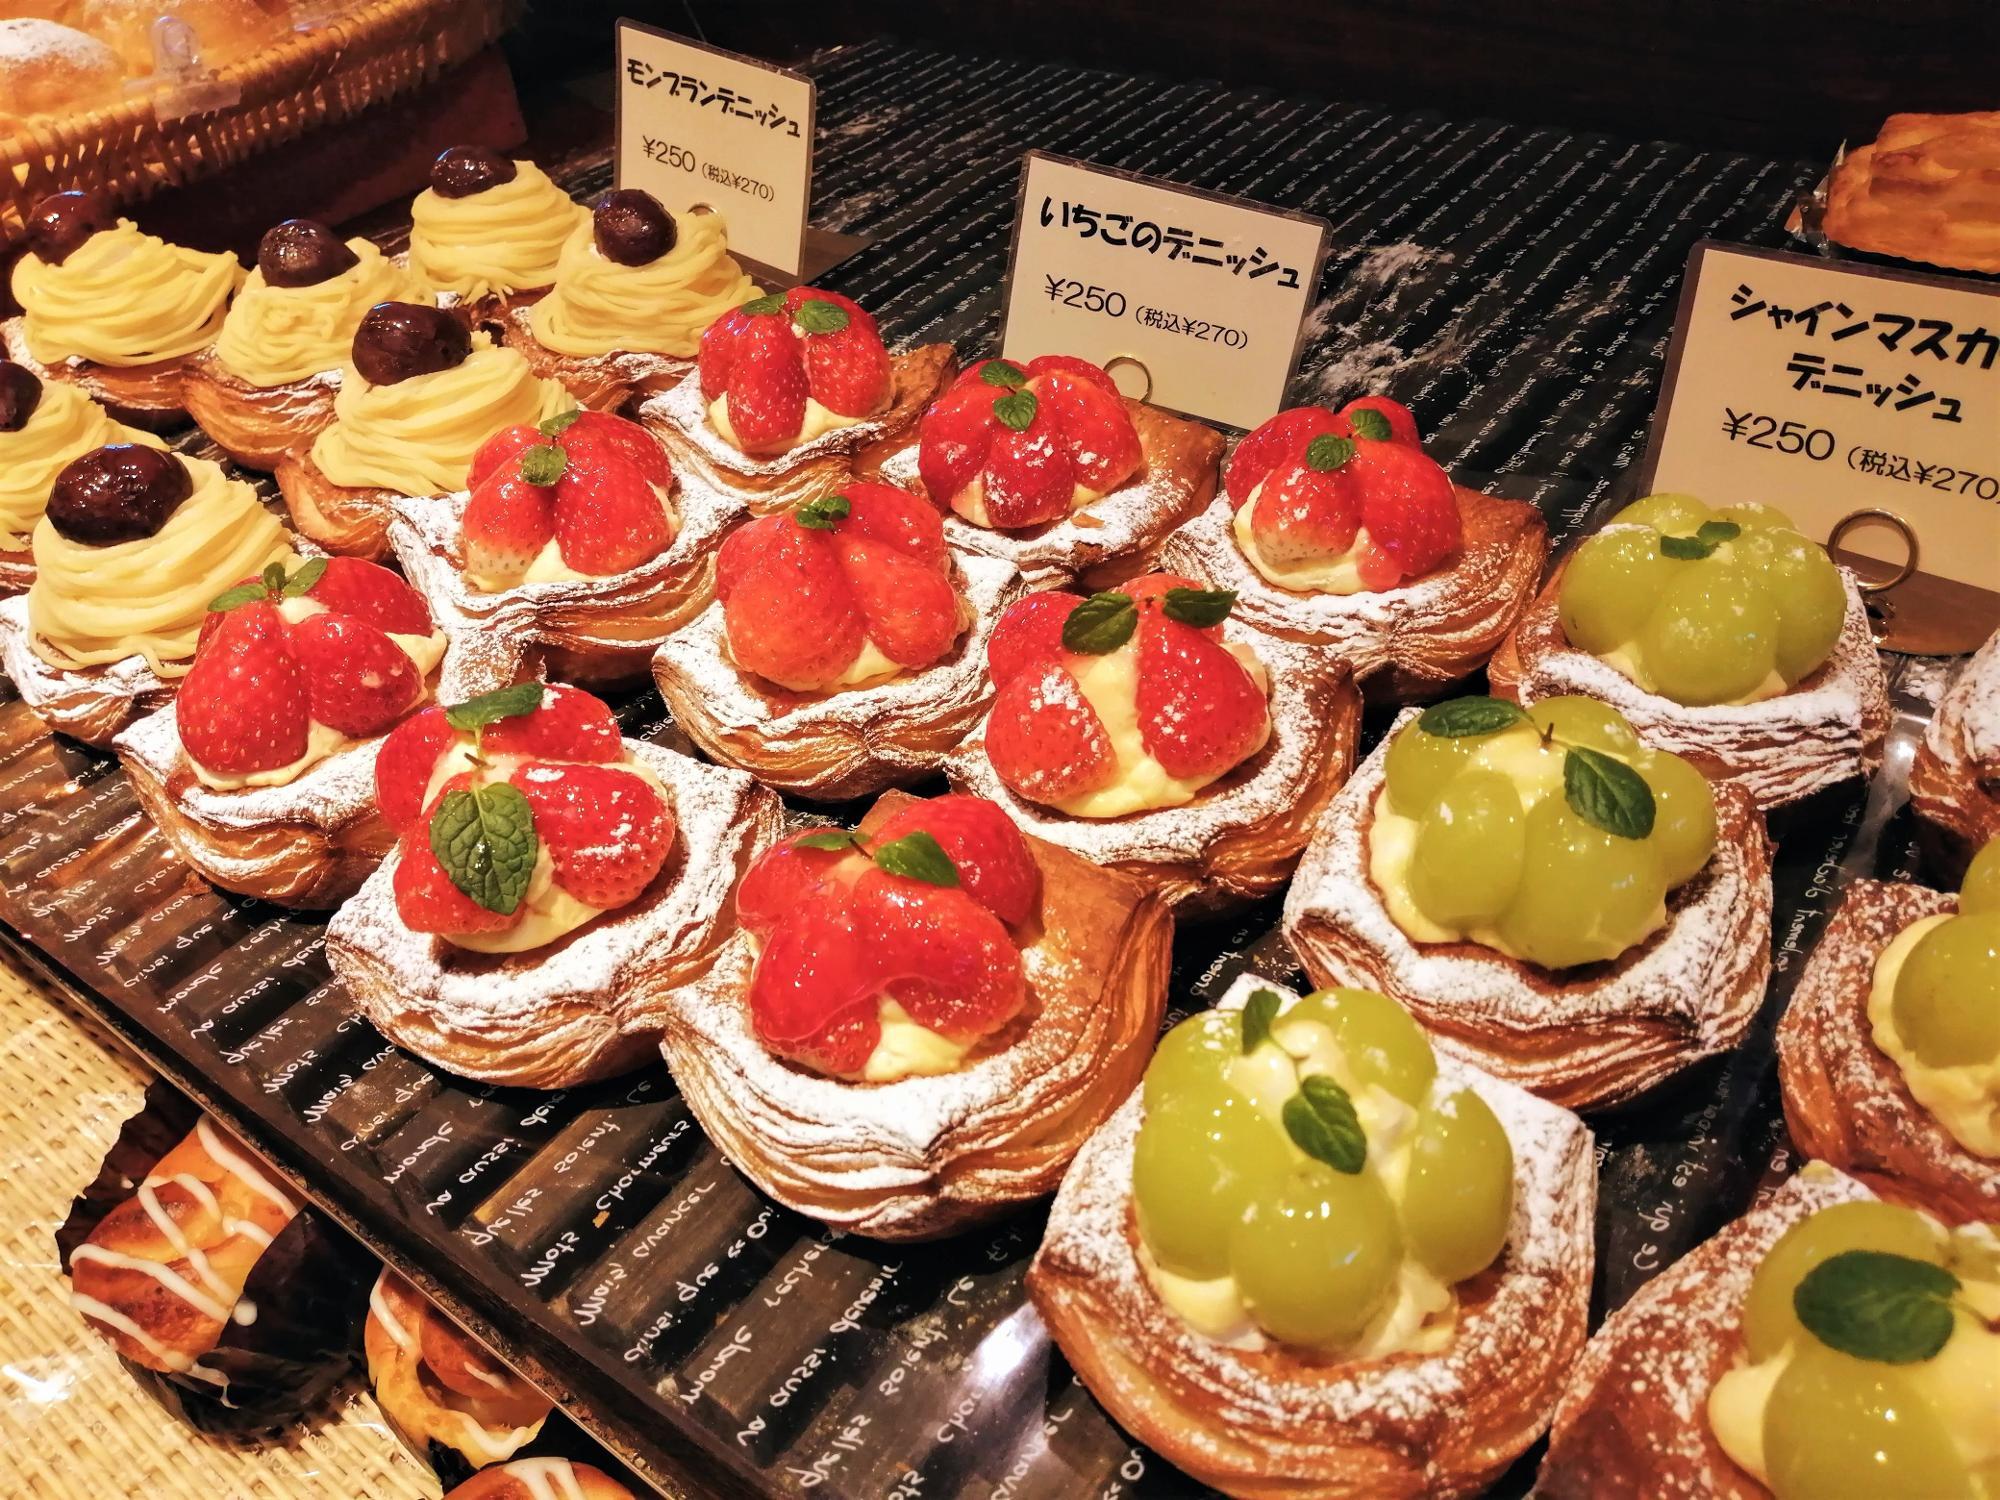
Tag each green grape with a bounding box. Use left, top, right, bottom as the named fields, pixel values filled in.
left=1759, top=529, right=1847, bottom=684
left=1711, top=500, right=1797, bottom=531
left=1558, top=527, right=1671, bottom=653
left=1528, top=695, right=1644, bottom=758
left=1399, top=1088, right=1514, bottom=1283
left=1638, top=748, right=1718, bottom=887
left=1229, top=1162, right=1402, bottom=1349
left=1742, top=1201, right=1945, bottom=1360
left=1133, top=1091, right=1285, bottom=1280
left=1614, top=492, right=1712, bottom=534
left=1408, top=770, right=1528, bottom=930
left=1764, top=1343, right=1977, bottom=1500
left=1958, top=838, right=2000, bottom=916
left=1636, top=564, right=1781, bottom=706
left=1383, top=719, right=1481, bottom=817
left=1494, top=798, right=1667, bottom=969
left=1891, top=913, right=2000, bottom=1068
left=1288, top=987, right=1437, bottom=1106
left=1144, top=1010, right=1242, bottom=1112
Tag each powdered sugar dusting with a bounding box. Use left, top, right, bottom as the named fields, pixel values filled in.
left=116, top=702, right=378, bottom=838
left=0, top=18, right=118, bottom=73
left=636, top=361, right=917, bottom=479
left=0, top=593, right=169, bottom=745
left=1931, top=626, right=2000, bottom=771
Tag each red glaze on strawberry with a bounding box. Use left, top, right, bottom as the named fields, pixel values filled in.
left=868, top=793, right=1039, bottom=926
left=375, top=706, right=455, bottom=833
left=510, top=761, right=673, bottom=907
left=395, top=825, right=523, bottom=937
left=916, top=355, right=1142, bottom=530
left=735, top=830, right=860, bottom=939
left=984, top=660, right=1117, bottom=806
left=179, top=602, right=311, bottom=775
left=716, top=482, right=965, bottom=692
left=698, top=287, right=892, bottom=456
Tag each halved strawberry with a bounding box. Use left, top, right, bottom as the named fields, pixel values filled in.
left=984, top=660, right=1116, bottom=804
left=304, top=557, right=433, bottom=637
left=716, top=515, right=865, bottom=690
left=393, top=827, right=521, bottom=937
left=830, top=532, right=961, bottom=669
left=722, top=312, right=810, bottom=453
left=1135, top=615, right=1269, bottom=779
left=839, top=481, right=946, bottom=568
left=463, top=465, right=557, bottom=583
left=468, top=423, right=546, bottom=492
left=914, top=382, right=997, bottom=509
left=987, top=592, right=1076, bottom=688
left=698, top=305, right=756, bottom=403
left=869, top=794, right=1039, bottom=926
left=555, top=444, right=673, bottom=575
left=510, top=762, right=674, bottom=908
left=1248, top=456, right=1364, bottom=564
left=1349, top=437, right=1461, bottom=585
left=480, top=683, right=622, bottom=763
left=735, top=832, right=860, bottom=939
left=981, top=406, right=1074, bottom=528
left=1124, top=572, right=1227, bottom=640
left=1034, top=362, right=1141, bottom=490
left=375, top=706, right=456, bottom=833
left=557, top=410, right=673, bottom=491
left=1025, top=353, right=1123, bottom=398
left=850, top=868, right=1025, bottom=1042
left=1339, top=394, right=1421, bottom=447
left=178, top=601, right=309, bottom=774
left=747, top=895, right=878, bottom=1061
left=1223, top=406, right=1343, bottom=506
left=288, top=613, right=423, bottom=736
left=796, top=295, right=891, bottom=418
left=702, top=289, right=891, bottom=455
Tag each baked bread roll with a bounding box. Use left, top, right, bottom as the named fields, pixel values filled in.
left=1824, top=111, right=2000, bottom=275
left=444, top=1460, right=639, bottom=1500
left=0, top=18, right=125, bottom=128
left=1911, top=625, right=2000, bottom=881
left=77, top=0, right=289, bottom=72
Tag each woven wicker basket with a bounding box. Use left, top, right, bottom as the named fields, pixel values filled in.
left=0, top=0, right=510, bottom=250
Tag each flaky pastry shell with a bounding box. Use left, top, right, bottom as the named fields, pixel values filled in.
left=1489, top=562, right=1889, bottom=809
left=0, top=593, right=172, bottom=746
left=491, top=299, right=692, bottom=413
left=1777, top=879, right=1998, bottom=1225
left=0, top=317, right=189, bottom=430
left=271, top=446, right=429, bottom=563
left=636, top=343, right=957, bottom=516
left=1910, top=626, right=2000, bottom=881
left=660, top=789, right=1175, bottom=1241
left=1029, top=973, right=1595, bottom=1500
left=1536, top=1166, right=1873, bottom=1499
left=1823, top=112, right=2000, bottom=275
left=180, top=355, right=340, bottom=472
left=1159, top=485, right=1548, bottom=699
left=0, top=547, right=29, bottom=598
left=1282, top=715, right=1773, bottom=1111
left=327, top=741, right=783, bottom=1089
left=946, top=636, right=1361, bottom=915
left=651, top=551, right=1025, bottom=800
left=864, top=398, right=1225, bottom=588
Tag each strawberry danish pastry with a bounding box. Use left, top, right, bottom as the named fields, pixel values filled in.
left=946, top=573, right=1360, bottom=912
left=116, top=557, right=448, bottom=907
left=662, top=790, right=1173, bottom=1238
left=652, top=481, right=1024, bottom=799
left=1161, top=395, right=1548, bottom=698
left=638, top=286, right=955, bottom=515
left=327, top=682, right=781, bottom=1088
left=1912, top=624, right=2000, bottom=881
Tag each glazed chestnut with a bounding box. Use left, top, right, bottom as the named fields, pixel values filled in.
left=350, top=302, right=470, bottom=387
left=0, top=362, right=42, bottom=433
left=592, top=189, right=677, bottom=266
left=27, top=190, right=116, bottom=266
left=257, top=220, right=359, bottom=289
left=47, top=445, right=192, bottom=545
left=429, top=146, right=517, bottom=199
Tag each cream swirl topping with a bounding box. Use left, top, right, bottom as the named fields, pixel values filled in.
left=407, top=162, right=586, bottom=301
left=10, top=221, right=242, bottom=367
left=0, top=383, right=164, bottom=552
left=528, top=209, right=760, bottom=358
left=213, top=239, right=421, bottom=388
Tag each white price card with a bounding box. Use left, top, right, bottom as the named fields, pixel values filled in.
left=1000, top=152, right=1330, bottom=431
left=614, top=21, right=816, bottom=277
left=1642, top=242, right=2000, bottom=601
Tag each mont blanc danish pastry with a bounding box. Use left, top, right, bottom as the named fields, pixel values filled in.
left=4, top=190, right=242, bottom=427
left=652, top=481, right=1023, bottom=799
left=274, top=300, right=571, bottom=560
left=640, top=286, right=955, bottom=514
left=1029, top=973, right=1595, bottom=1499
left=116, top=557, right=447, bottom=908
left=183, top=219, right=425, bottom=470
left=1538, top=1166, right=2000, bottom=1499
left=1912, top=625, right=2000, bottom=879
left=327, top=682, right=782, bottom=1088
left=1283, top=693, right=1772, bottom=1109
left=1161, top=394, right=1548, bottom=697
left=407, top=147, right=588, bottom=316
left=1778, top=839, right=2000, bottom=1225
left=946, top=572, right=1360, bottom=912
left=660, top=790, right=1173, bottom=1239
left=1824, top=111, right=2000, bottom=275
left=0, top=443, right=296, bottom=744
left=1491, top=493, right=1889, bottom=807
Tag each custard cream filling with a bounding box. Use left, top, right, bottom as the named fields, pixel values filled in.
left=859, top=1000, right=973, bottom=1083
left=407, top=163, right=587, bottom=302
left=952, top=477, right=1106, bottom=531
left=0, top=381, right=164, bottom=551
left=1869, top=914, right=2000, bottom=1158
left=529, top=210, right=760, bottom=359
left=10, top=221, right=242, bottom=367
left=213, top=240, right=421, bottom=388
left=708, top=393, right=873, bottom=455
left=1232, top=480, right=1377, bottom=594
left=310, top=335, right=571, bottom=496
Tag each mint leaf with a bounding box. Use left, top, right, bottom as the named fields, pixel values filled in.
left=518, top=444, right=567, bottom=485
left=795, top=494, right=852, bottom=530
left=1060, top=591, right=1138, bottom=655
left=207, top=581, right=267, bottom=613
left=1347, top=408, right=1393, bottom=442
left=1660, top=534, right=1713, bottom=560
left=979, top=360, right=1027, bottom=389
left=1417, top=696, right=1530, bottom=739
left=1305, top=434, right=1355, bottom=472
left=872, top=831, right=959, bottom=887
left=740, top=293, right=786, bottom=316
left=539, top=408, right=582, bottom=437
left=1696, top=519, right=1741, bottom=547
left=444, top=681, right=545, bottom=734
left=279, top=557, right=328, bottom=597
left=1794, top=1250, right=1959, bottom=1365
left=993, top=390, right=1038, bottom=432
left=429, top=781, right=538, bottom=915
left=793, top=298, right=850, bottom=334
left=1241, top=988, right=1281, bottom=1054
left=793, top=828, right=862, bottom=852
left=1282, top=1075, right=1366, bottom=1174
left=1563, top=745, right=1656, bottom=840
left=1160, top=586, right=1236, bottom=628
left=261, top=561, right=286, bottom=591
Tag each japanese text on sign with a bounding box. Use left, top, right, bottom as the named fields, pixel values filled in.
left=1036, top=198, right=1305, bottom=288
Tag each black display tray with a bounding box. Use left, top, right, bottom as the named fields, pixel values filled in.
left=0, top=37, right=1942, bottom=1500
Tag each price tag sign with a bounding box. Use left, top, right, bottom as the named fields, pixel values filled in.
left=1642, top=243, right=2000, bottom=611
left=1000, top=152, right=1329, bottom=431
left=614, top=21, right=816, bottom=277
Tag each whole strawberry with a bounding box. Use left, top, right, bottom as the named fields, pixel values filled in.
left=698, top=288, right=892, bottom=455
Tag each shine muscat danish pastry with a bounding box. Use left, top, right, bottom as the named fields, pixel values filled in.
left=0, top=443, right=296, bottom=745
left=652, top=480, right=1024, bottom=800
left=881, top=353, right=1224, bottom=587
left=1490, top=492, right=1889, bottom=808
left=275, top=300, right=572, bottom=560
left=406, top=147, right=588, bottom=317
left=392, top=408, right=712, bottom=688
left=364, top=1267, right=553, bottom=1483
left=327, top=682, right=782, bottom=1088
left=660, top=790, right=1173, bottom=1239
left=1282, top=693, right=1772, bottom=1110
left=444, top=1460, right=639, bottom=1500
left=182, top=218, right=426, bottom=470
left=638, top=285, right=955, bottom=514
left=1912, top=624, right=2000, bottom=880
left=946, top=572, right=1360, bottom=913
left=115, top=556, right=448, bottom=908
left=1160, top=395, right=1548, bottom=698
left=1028, top=973, right=1595, bottom=1500
left=498, top=188, right=761, bottom=410
left=1823, top=111, right=2000, bottom=276
left=0, top=358, right=164, bottom=593
left=1778, top=838, right=2000, bottom=1226
left=3, top=190, right=243, bottom=427
left=1538, top=1165, right=2000, bottom=1499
